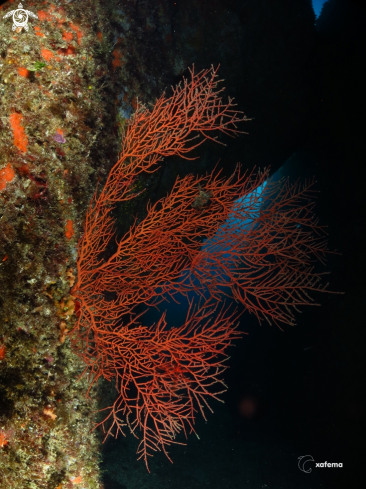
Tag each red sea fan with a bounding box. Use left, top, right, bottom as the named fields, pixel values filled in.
left=70, top=66, right=332, bottom=469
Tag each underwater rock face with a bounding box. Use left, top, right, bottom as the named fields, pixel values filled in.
left=0, top=0, right=318, bottom=487
left=0, top=0, right=123, bottom=487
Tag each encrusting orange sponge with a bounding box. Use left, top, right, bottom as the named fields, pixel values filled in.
left=0, top=163, right=15, bottom=191
left=9, top=113, right=28, bottom=153
left=65, top=220, right=75, bottom=240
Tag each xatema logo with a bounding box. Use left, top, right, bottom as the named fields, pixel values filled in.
left=3, top=3, right=38, bottom=33
left=298, top=454, right=343, bottom=473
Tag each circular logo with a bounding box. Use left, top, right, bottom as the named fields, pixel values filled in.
left=3, top=3, right=38, bottom=33
left=298, top=454, right=315, bottom=473
left=13, top=7, right=28, bottom=29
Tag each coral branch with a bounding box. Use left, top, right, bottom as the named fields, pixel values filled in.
left=71, top=66, right=332, bottom=469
